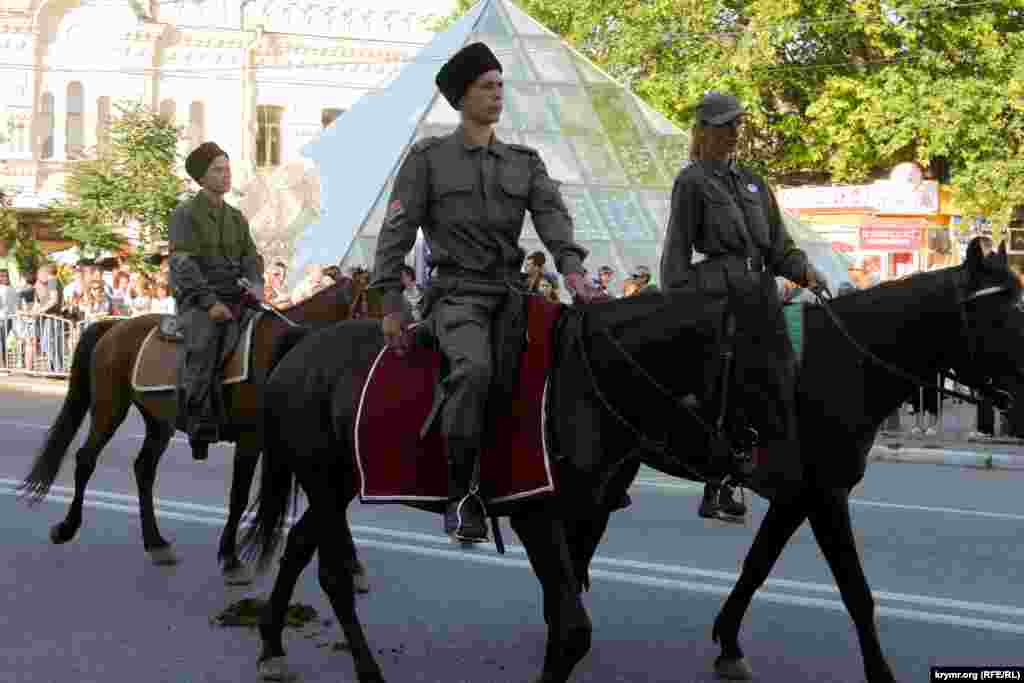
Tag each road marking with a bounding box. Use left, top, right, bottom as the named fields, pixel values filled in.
left=4, top=482, right=1024, bottom=630
left=0, top=418, right=198, bottom=447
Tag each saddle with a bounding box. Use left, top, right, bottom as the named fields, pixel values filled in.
left=353, top=295, right=561, bottom=511
left=131, top=312, right=260, bottom=393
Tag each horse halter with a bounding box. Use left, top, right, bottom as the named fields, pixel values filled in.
left=811, top=269, right=1013, bottom=408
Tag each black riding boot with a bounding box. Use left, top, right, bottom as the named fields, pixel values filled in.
left=443, top=438, right=488, bottom=543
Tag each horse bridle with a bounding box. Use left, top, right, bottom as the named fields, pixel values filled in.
left=574, top=269, right=1015, bottom=461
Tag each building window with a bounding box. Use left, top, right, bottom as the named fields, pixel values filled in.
left=66, top=81, right=84, bottom=159
left=321, top=107, right=345, bottom=128
left=159, top=98, right=176, bottom=125
left=256, top=104, right=283, bottom=168
left=96, top=96, right=111, bottom=156
left=188, top=100, right=205, bottom=150
left=40, top=91, right=54, bottom=159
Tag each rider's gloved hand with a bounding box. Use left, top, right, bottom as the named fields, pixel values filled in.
left=382, top=310, right=413, bottom=357
left=565, top=272, right=607, bottom=305
left=208, top=301, right=234, bottom=322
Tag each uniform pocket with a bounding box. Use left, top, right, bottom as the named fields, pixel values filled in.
left=431, top=180, right=475, bottom=224
left=498, top=168, right=530, bottom=225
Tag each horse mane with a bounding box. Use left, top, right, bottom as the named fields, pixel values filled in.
left=274, top=277, right=361, bottom=318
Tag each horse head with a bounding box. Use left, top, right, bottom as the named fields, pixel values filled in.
left=276, top=277, right=362, bottom=325
left=951, top=238, right=1024, bottom=406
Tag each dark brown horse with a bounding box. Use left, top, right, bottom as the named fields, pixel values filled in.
left=18, top=280, right=363, bottom=584
left=240, top=243, right=1023, bottom=682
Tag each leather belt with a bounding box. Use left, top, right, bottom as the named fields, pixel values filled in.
left=432, top=265, right=523, bottom=282
left=702, top=253, right=766, bottom=273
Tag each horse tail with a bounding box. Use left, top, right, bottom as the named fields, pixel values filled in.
left=269, top=326, right=310, bottom=376
left=19, top=319, right=118, bottom=503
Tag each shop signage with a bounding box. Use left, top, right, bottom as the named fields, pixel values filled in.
left=780, top=181, right=940, bottom=215
left=860, top=225, right=922, bottom=251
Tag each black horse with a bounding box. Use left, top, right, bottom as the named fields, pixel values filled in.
left=240, top=240, right=1023, bottom=682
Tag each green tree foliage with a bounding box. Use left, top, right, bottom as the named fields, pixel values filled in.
left=49, top=101, right=188, bottom=261
left=440, top=0, right=1024, bottom=223
left=0, top=189, right=44, bottom=274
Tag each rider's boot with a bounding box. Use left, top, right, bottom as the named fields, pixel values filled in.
left=717, top=483, right=747, bottom=517
left=443, top=438, right=488, bottom=543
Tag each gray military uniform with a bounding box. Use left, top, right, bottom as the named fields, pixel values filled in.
left=660, top=159, right=813, bottom=496
left=371, top=128, right=587, bottom=442
left=167, top=191, right=264, bottom=440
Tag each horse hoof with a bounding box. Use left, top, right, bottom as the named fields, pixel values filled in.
left=258, top=656, right=298, bottom=682
left=223, top=564, right=253, bottom=586
left=49, top=523, right=75, bottom=544
left=715, top=655, right=753, bottom=680
left=353, top=571, right=370, bottom=594
left=147, top=546, right=179, bottom=566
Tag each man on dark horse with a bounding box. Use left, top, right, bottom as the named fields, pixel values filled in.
left=371, top=42, right=604, bottom=543
left=660, top=92, right=828, bottom=519
left=168, top=142, right=265, bottom=461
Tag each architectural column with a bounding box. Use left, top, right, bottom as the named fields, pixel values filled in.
left=50, top=83, right=66, bottom=161
left=239, top=26, right=263, bottom=187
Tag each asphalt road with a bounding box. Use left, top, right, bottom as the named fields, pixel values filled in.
left=1, top=384, right=1023, bottom=683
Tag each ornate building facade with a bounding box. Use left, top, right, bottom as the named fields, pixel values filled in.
left=0, top=0, right=455, bottom=260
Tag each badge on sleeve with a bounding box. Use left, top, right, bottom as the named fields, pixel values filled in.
left=747, top=183, right=759, bottom=193
left=385, top=199, right=406, bottom=223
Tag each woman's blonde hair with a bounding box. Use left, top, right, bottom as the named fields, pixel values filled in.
left=689, top=124, right=705, bottom=162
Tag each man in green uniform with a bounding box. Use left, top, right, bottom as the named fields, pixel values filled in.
left=660, top=92, right=828, bottom=517
left=168, top=142, right=264, bottom=461
left=371, top=42, right=603, bottom=543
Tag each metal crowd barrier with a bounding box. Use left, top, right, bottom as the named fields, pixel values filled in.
left=0, top=313, right=129, bottom=378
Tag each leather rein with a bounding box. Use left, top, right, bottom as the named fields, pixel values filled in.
left=573, top=272, right=1012, bottom=457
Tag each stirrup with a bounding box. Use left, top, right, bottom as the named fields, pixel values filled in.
left=449, top=486, right=489, bottom=543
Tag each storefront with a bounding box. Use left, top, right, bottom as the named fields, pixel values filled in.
left=778, top=164, right=958, bottom=282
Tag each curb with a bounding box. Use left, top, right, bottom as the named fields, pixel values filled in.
left=0, top=375, right=70, bottom=397
left=868, top=446, right=1024, bottom=471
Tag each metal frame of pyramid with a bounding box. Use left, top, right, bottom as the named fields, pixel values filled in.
left=294, top=0, right=852, bottom=295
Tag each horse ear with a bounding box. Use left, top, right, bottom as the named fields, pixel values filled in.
left=965, top=237, right=985, bottom=274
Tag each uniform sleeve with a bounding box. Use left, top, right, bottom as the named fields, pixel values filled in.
left=167, top=203, right=217, bottom=310
left=238, top=213, right=265, bottom=289
left=659, top=174, right=700, bottom=291
left=527, top=154, right=587, bottom=276
left=762, top=180, right=811, bottom=286
left=370, top=148, right=429, bottom=315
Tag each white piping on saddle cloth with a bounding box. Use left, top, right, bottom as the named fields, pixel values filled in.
left=131, top=314, right=260, bottom=393
left=354, top=344, right=556, bottom=505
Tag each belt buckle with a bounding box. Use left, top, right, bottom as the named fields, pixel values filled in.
left=746, top=256, right=753, bottom=272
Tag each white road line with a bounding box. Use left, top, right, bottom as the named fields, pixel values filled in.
left=0, top=418, right=196, bottom=447
left=3, top=483, right=1024, bottom=628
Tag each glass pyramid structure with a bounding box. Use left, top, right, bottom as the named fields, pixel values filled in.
left=294, top=0, right=852, bottom=296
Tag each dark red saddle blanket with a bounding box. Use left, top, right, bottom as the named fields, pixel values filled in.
left=354, top=296, right=562, bottom=508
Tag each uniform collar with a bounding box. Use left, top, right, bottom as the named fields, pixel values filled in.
left=454, top=126, right=510, bottom=159
left=702, top=159, right=740, bottom=177
left=194, top=189, right=226, bottom=214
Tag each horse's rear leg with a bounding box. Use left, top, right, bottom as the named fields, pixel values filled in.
left=511, top=508, right=591, bottom=683
left=713, top=494, right=807, bottom=680
left=807, top=489, right=895, bottom=683
left=132, top=409, right=176, bottom=564
left=50, top=381, right=132, bottom=545
left=257, top=505, right=319, bottom=680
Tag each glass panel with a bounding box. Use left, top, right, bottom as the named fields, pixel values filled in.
left=474, top=39, right=534, bottom=82
left=560, top=186, right=609, bottom=241
left=551, top=85, right=603, bottom=136
left=589, top=189, right=657, bottom=241
left=588, top=86, right=666, bottom=186
left=569, top=134, right=628, bottom=185
left=341, top=236, right=379, bottom=272
left=504, top=82, right=559, bottom=132
left=614, top=239, right=660, bottom=282
left=521, top=38, right=579, bottom=83
left=633, top=96, right=680, bottom=136
left=520, top=213, right=538, bottom=240
left=425, top=94, right=461, bottom=126
left=475, top=1, right=514, bottom=36
left=359, top=176, right=396, bottom=237
left=502, top=0, right=551, bottom=36
left=571, top=52, right=614, bottom=84
left=520, top=131, right=583, bottom=184
left=653, top=135, right=690, bottom=178
left=469, top=31, right=516, bottom=53
left=638, top=190, right=671, bottom=240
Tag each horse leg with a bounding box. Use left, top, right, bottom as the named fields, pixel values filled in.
left=712, top=493, right=808, bottom=680
left=49, top=384, right=132, bottom=545
left=132, top=410, right=177, bottom=564
left=566, top=509, right=611, bottom=593
left=256, top=505, right=319, bottom=681
left=313, top=484, right=384, bottom=683
left=218, top=432, right=260, bottom=584
left=510, top=508, right=591, bottom=683
left=807, top=488, right=895, bottom=683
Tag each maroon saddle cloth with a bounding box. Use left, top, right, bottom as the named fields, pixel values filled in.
left=354, top=295, right=563, bottom=508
